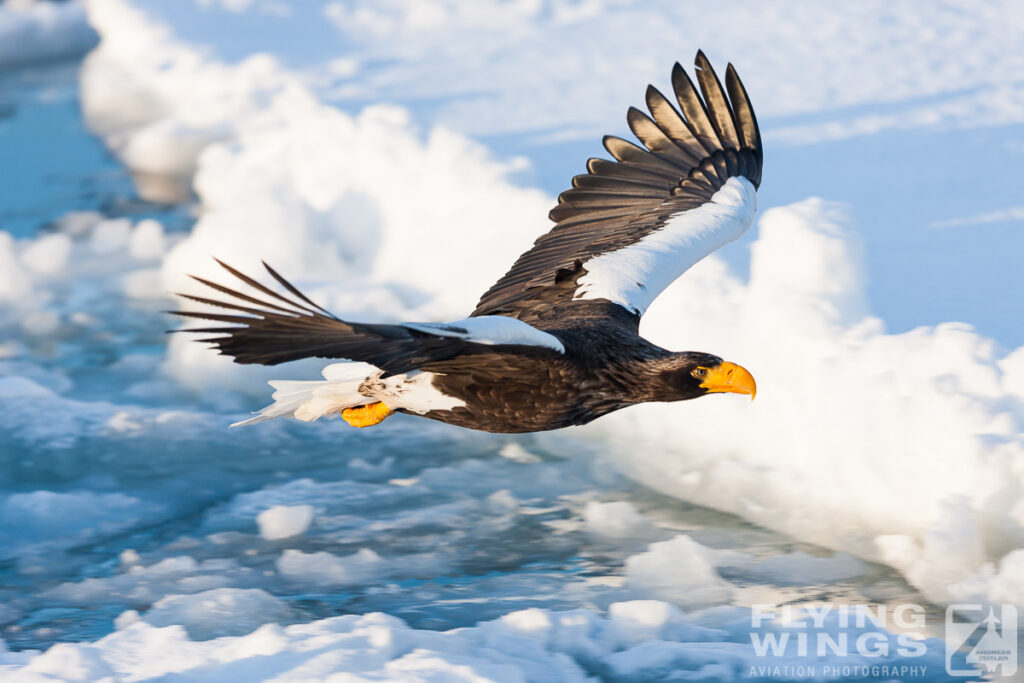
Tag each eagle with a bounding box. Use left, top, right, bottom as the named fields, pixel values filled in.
left=174, top=52, right=761, bottom=434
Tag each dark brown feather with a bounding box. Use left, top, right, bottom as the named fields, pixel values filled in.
left=694, top=50, right=740, bottom=151
left=172, top=261, right=560, bottom=374
left=473, top=53, right=762, bottom=326
left=626, top=107, right=700, bottom=168
left=670, top=62, right=721, bottom=154
left=643, top=85, right=706, bottom=165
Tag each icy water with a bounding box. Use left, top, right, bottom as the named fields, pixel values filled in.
left=0, top=63, right=190, bottom=241
left=5, top=1, right=1024, bottom=678
left=0, top=57, right=935, bottom=655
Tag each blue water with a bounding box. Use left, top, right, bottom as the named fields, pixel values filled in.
left=0, top=62, right=190, bottom=239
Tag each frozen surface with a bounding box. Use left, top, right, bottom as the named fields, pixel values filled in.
left=130, top=588, right=297, bottom=640
left=1, top=0, right=1022, bottom=679
left=0, top=604, right=952, bottom=682
left=256, top=504, right=314, bottom=540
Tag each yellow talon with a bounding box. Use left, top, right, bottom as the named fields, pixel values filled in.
left=341, top=402, right=393, bottom=428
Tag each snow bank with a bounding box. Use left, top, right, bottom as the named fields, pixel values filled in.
left=74, top=0, right=550, bottom=396
left=0, top=1, right=98, bottom=69
left=79, top=0, right=548, bottom=294
left=584, top=198, right=1024, bottom=607
left=78, top=0, right=293, bottom=202
left=2, top=602, right=951, bottom=682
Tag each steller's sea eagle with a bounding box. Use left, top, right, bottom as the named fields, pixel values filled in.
left=174, top=51, right=761, bottom=433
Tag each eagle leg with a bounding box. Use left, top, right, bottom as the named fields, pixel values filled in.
left=341, top=402, right=393, bottom=428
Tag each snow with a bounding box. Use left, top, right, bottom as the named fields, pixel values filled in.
left=304, top=0, right=1024, bottom=146
left=605, top=601, right=722, bottom=649
left=43, top=556, right=236, bottom=607
left=127, top=218, right=165, bottom=260
left=0, top=234, right=32, bottom=303
left=88, top=217, right=131, bottom=254
left=497, top=443, right=542, bottom=464
left=256, top=504, right=315, bottom=540
left=623, top=536, right=735, bottom=608
left=19, top=233, right=72, bottom=276
left=276, top=548, right=387, bottom=587
left=18, top=309, right=59, bottom=337
left=277, top=547, right=452, bottom=588
left=1, top=0, right=1022, bottom=679
left=584, top=196, right=1024, bottom=607
left=133, top=588, right=297, bottom=640
left=0, top=1, right=98, bottom=69
left=1, top=604, right=952, bottom=682
left=581, top=501, right=658, bottom=540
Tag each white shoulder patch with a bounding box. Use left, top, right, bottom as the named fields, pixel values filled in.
left=402, top=316, right=565, bottom=353
left=574, top=175, right=757, bottom=316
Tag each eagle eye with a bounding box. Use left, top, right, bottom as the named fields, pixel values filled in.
left=692, top=367, right=708, bottom=379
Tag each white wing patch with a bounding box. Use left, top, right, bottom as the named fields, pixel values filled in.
left=574, top=176, right=757, bottom=315
left=402, top=316, right=565, bottom=353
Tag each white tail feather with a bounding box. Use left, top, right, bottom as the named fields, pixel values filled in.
left=231, top=362, right=378, bottom=427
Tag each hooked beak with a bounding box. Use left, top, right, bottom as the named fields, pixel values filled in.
left=700, top=361, right=756, bottom=400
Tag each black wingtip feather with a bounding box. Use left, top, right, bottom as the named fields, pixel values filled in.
left=213, top=258, right=322, bottom=317
left=188, top=274, right=300, bottom=316
left=693, top=51, right=740, bottom=151
left=262, top=260, right=336, bottom=318
left=724, top=62, right=762, bottom=187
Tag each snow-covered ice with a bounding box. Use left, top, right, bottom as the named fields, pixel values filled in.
left=0, top=1, right=97, bottom=69
left=1, top=0, right=1022, bottom=679
left=130, top=588, right=297, bottom=640
left=256, top=504, right=315, bottom=540
left=0, top=603, right=952, bottom=682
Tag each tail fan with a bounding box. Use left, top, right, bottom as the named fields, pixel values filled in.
left=232, top=362, right=378, bottom=427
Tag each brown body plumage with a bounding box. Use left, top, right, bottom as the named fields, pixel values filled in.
left=422, top=322, right=709, bottom=433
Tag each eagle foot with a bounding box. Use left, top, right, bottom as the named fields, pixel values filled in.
left=341, top=402, right=392, bottom=428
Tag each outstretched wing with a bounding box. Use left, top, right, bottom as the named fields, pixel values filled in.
left=473, top=51, right=762, bottom=329
left=172, top=261, right=564, bottom=377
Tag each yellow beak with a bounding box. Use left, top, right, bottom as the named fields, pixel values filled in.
left=700, top=361, right=756, bottom=400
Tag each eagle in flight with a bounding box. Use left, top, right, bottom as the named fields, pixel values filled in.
left=175, top=52, right=761, bottom=434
